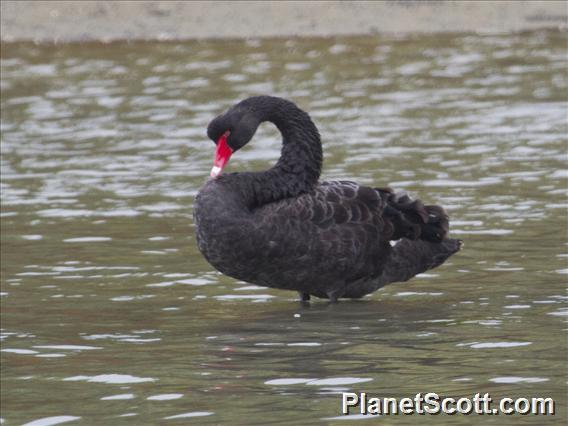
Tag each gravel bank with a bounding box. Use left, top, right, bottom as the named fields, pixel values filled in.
left=1, top=1, right=567, bottom=42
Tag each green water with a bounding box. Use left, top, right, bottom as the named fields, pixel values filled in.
left=1, top=31, right=567, bottom=425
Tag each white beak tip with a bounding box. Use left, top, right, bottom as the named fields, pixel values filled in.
left=210, top=166, right=222, bottom=177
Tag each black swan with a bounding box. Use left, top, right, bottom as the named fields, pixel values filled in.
left=194, top=96, right=462, bottom=302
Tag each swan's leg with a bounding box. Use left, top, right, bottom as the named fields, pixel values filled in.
left=298, top=292, right=311, bottom=302
left=326, top=290, right=340, bottom=303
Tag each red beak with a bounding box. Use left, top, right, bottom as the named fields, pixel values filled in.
left=211, top=131, right=232, bottom=177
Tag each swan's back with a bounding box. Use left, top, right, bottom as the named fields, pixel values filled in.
left=251, top=181, right=390, bottom=291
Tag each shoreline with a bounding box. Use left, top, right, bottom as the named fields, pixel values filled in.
left=1, top=1, right=566, bottom=43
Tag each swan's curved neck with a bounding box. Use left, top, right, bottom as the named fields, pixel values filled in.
left=230, top=97, right=323, bottom=208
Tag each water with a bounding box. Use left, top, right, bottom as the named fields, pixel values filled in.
left=1, top=31, right=567, bottom=424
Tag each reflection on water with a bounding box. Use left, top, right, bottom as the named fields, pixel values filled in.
left=1, top=30, right=567, bottom=424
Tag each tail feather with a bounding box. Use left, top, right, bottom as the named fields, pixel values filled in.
left=376, top=188, right=449, bottom=242
left=421, top=205, right=449, bottom=242
left=342, top=238, right=463, bottom=298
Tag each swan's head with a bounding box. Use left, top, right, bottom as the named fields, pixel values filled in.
left=207, top=104, right=261, bottom=177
